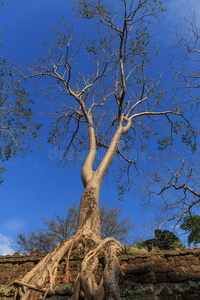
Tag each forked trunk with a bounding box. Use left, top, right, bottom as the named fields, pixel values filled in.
left=78, top=126, right=125, bottom=239
left=14, top=126, right=126, bottom=299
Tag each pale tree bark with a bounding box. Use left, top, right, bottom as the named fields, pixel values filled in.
left=78, top=119, right=131, bottom=238
left=11, top=1, right=189, bottom=299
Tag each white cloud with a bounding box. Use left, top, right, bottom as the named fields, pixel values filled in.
left=4, top=218, right=25, bottom=233
left=0, top=234, right=14, bottom=255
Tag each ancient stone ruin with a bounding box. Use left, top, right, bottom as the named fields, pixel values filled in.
left=0, top=230, right=200, bottom=299
left=143, top=229, right=185, bottom=251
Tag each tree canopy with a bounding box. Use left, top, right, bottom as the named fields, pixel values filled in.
left=0, top=58, right=41, bottom=183
left=17, top=0, right=189, bottom=199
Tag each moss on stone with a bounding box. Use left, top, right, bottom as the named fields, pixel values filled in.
left=0, top=285, right=15, bottom=296
left=120, top=282, right=200, bottom=300
left=188, top=280, right=200, bottom=289
left=154, top=284, right=173, bottom=299
left=55, top=283, right=73, bottom=295
left=125, top=246, right=148, bottom=255
left=133, top=284, right=154, bottom=293
left=121, top=284, right=154, bottom=298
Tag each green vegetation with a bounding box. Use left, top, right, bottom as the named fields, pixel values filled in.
left=180, top=215, right=200, bottom=246
left=0, top=56, right=41, bottom=185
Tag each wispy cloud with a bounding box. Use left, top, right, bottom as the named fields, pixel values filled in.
left=169, top=0, right=200, bottom=21
left=0, top=234, right=14, bottom=255
left=153, top=0, right=200, bottom=48
left=4, top=218, right=25, bottom=233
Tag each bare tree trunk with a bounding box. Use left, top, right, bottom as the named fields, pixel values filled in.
left=78, top=178, right=101, bottom=239
left=78, top=124, right=125, bottom=239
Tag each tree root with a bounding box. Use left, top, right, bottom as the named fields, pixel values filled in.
left=13, top=230, right=124, bottom=300
left=65, top=233, right=76, bottom=283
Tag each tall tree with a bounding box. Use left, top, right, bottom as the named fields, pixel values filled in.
left=13, top=1, right=190, bottom=299
left=16, top=203, right=134, bottom=252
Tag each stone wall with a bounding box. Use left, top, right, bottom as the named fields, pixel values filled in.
left=120, top=247, right=200, bottom=299
left=0, top=231, right=200, bottom=299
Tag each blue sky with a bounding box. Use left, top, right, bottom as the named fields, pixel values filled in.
left=0, top=0, right=199, bottom=254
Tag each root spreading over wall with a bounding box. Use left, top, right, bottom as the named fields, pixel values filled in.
left=12, top=229, right=124, bottom=300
